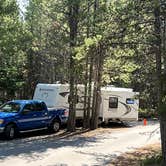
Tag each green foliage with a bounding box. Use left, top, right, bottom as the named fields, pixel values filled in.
left=0, top=0, right=25, bottom=98
left=75, top=35, right=103, bottom=61
left=141, top=152, right=162, bottom=166
left=139, top=108, right=158, bottom=119
left=0, top=0, right=164, bottom=111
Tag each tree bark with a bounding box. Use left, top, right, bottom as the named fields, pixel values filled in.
left=87, top=55, right=93, bottom=128
left=90, top=43, right=104, bottom=129
left=67, top=0, right=80, bottom=132
left=83, top=0, right=91, bottom=129
left=154, top=3, right=166, bottom=165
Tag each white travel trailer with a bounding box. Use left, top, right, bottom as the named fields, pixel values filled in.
left=33, top=83, right=139, bottom=123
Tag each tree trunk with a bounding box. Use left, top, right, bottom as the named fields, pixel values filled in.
left=67, top=0, right=79, bottom=132
left=83, top=55, right=89, bottom=128
left=90, top=43, right=104, bottom=129
left=163, top=14, right=166, bottom=75
left=160, top=117, right=166, bottom=165
left=26, top=48, right=35, bottom=98
left=83, top=0, right=91, bottom=129
left=87, top=55, right=93, bottom=128
left=161, top=6, right=166, bottom=166
left=154, top=3, right=166, bottom=165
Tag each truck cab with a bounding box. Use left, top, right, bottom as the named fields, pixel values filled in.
left=0, top=100, right=68, bottom=139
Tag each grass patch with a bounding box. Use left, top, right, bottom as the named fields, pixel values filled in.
left=141, top=153, right=162, bottom=166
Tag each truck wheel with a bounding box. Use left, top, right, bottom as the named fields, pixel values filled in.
left=49, top=119, right=60, bottom=133
left=4, top=124, right=15, bottom=139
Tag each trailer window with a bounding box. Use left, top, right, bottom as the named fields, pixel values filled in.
left=126, top=98, right=134, bottom=104
left=109, top=97, right=118, bottom=108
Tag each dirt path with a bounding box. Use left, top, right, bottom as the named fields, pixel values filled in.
left=0, top=121, right=160, bottom=166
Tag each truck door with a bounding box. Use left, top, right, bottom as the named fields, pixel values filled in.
left=17, top=103, right=48, bottom=131
left=33, top=102, right=49, bottom=128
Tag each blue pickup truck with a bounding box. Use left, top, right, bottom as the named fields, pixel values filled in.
left=0, top=100, right=68, bottom=139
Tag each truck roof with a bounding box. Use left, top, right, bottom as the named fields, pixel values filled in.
left=8, top=100, right=44, bottom=104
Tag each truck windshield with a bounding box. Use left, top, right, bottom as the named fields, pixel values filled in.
left=0, top=103, right=21, bottom=113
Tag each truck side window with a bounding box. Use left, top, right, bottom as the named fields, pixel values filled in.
left=109, top=97, right=118, bottom=108
left=23, top=104, right=34, bottom=113
left=35, top=103, right=45, bottom=111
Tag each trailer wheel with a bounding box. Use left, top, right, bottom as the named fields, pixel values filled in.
left=4, top=124, right=16, bottom=139
left=49, top=119, right=60, bottom=133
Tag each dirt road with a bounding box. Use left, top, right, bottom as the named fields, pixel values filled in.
left=0, top=121, right=160, bottom=166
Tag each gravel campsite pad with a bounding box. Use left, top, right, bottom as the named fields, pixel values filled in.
left=0, top=121, right=161, bottom=166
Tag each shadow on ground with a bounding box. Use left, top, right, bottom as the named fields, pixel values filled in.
left=0, top=128, right=96, bottom=161
left=0, top=121, right=144, bottom=165
left=0, top=123, right=122, bottom=163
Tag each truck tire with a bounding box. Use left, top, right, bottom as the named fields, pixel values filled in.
left=49, top=119, right=60, bottom=133
left=4, top=124, right=15, bottom=139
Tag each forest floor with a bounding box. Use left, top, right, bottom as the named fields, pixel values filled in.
left=0, top=121, right=160, bottom=166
